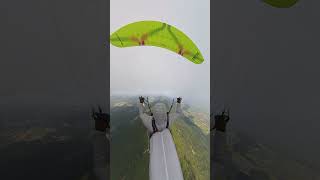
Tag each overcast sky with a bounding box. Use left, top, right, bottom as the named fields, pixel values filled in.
left=0, top=0, right=109, bottom=108
left=110, top=0, right=210, bottom=110
left=212, top=0, right=320, bottom=164
left=2, top=0, right=319, bottom=167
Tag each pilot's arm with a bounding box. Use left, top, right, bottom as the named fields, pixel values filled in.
left=168, top=97, right=183, bottom=127
left=138, top=97, right=153, bottom=133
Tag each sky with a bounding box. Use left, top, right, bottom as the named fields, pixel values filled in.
left=1, top=0, right=320, bottom=168
left=212, top=0, right=320, bottom=165
left=0, top=0, right=109, bottom=109
left=110, top=0, right=210, bottom=111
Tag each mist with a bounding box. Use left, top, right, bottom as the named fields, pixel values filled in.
left=212, top=0, right=320, bottom=167
left=110, top=0, right=210, bottom=111
left=0, top=0, right=109, bottom=111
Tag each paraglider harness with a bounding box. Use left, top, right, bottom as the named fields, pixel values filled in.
left=211, top=109, right=230, bottom=132
left=146, top=97, right=175, bottom=137
left=91, top=106, right=110, bottom=132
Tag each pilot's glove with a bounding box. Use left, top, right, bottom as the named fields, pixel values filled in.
left=177, top=97, right=182, bottom=103
left=139, top=96, right=145, bottom=103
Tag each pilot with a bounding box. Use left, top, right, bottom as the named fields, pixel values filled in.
left=138, top=96, right=184, bottom=180
left=212, top=110, right=230, bottom=132
left=91, top=107, right=109, bottom=180
left=211, top=110, right=235, bottom=180
left=138, top=96, right=182, bottom=136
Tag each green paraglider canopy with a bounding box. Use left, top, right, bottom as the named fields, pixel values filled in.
left=110, top=21, right=204, bottom=64
left=262, top=0, right=299, bottom=8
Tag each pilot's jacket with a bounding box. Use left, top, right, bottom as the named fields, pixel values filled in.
left=138, top=102, right=184, bottom=180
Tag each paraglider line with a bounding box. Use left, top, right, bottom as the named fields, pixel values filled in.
left=167, top=25, right=188, bottom=58
left=167, top=25, right=182, bottom=47
left=115, top=33, right=123, bottom=47
left=146, top=97, right=153, bottom=115
left=168, top=98, right=174, bottom=114
left=148, top=23, right=167, bottom=36
left=191, top=52, right=203, bottom=63
left=134, top=24, right=167, bottom=46
left=192, top=52, right=199, bottom=60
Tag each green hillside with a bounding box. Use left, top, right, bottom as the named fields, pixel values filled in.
left=110, top=96, right=210, bottom=180
left=212, top=130, right=320, bottom=180
left=110, top=105, right=149, bottom=180
left=171, top=116, right=210, bottom=180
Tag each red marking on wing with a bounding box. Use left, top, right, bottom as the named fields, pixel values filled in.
left=178, top=47, right=189, bottom=56
left=183, top=50, right=191, bottom=56
left=130, top=34, right=149, bottom=46
left=140, top=33, right=148, bottom=46
left=141, top=33, right=148, bottom=41
left=130, top=36, right=140, bottom=45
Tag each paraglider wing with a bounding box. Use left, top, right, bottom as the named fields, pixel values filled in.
left=262, top=0, right=299, bottom=8
left=110, top=21, right=204, bottom=64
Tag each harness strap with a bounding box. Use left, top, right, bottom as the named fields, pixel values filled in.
left=165, top=99, right=174, bottom=129
left=152, top=117, right=158, bottom=133
left=166, top=112, right=170, bottom=128
left=150, top=115, right=171, bottom=138
left=168, top=99, right=174, bottom=113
